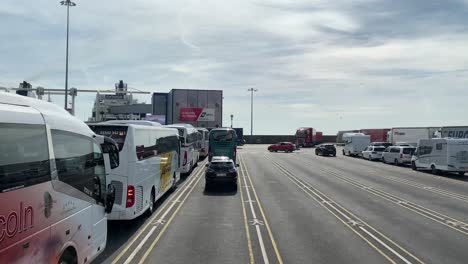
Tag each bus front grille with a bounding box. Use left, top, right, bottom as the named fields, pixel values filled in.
left=111, top=180, right=123, bottom=206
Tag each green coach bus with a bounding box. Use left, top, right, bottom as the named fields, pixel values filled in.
left=209, top=128, right=238, bottom=163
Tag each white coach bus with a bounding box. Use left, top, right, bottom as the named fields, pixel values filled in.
left=165, top=124, right=200, bottom=174
left=89, top=122, right=180, bottom=220
left=197, top=128, right=209, bottom=159
left=0, top=93, right=117, bottom=264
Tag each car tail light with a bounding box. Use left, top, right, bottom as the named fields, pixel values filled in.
left=126, top=185, right=135, bottom=208
left=183, top=151, right=188, bottom=166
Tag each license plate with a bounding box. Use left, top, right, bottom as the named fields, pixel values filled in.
left=217, top=173, right=227, bottom=177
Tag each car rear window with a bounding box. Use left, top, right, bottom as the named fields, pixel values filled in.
left=374, top=147, right=386, bottom=152
left=403, top=148, right=416, bottom=154
left=210, top=162, right=234, bottom=169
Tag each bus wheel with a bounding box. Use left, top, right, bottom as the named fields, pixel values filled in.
left=171, top=173, right=177, bottom=191
left=59, top=247, right=77, bottom=264
left=148, top=189, right=155, bottom=215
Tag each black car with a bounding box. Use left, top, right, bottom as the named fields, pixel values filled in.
left=315, top=144, right=336, bottom=156
left=205, top=157, right=238, bottom=189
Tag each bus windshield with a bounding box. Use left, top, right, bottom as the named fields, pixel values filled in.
left=90, top=125, right=128, bottom=151
left=210, top=130, right=236, bottom=141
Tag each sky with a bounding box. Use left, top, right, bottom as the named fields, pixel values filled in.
left=1, top=0, right=468, bottom=135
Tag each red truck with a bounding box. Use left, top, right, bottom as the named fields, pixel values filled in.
left=359, top=128, right=391, bottom=143
left=295, top=127, right=323, bottom=147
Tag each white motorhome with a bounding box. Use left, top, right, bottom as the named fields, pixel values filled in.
left=89, top=122, right=180, bottom=220
left=0, top=93, right=117, bottom=264
left=342, top=133, right=371, bottom=156
left=387, top=127, right=439, bottom=146
left=197, top=128, right=209, bottom=159
left=412, top=138, right=468, bottom=176
left=165, top=124, right=200, bottom=174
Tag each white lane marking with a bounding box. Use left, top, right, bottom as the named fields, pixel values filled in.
left=255, top=225, right=269, bottom=264
left=241, top=160, right=270, bottom=264
left=359, top=227, right=412, bottom=264
left=123, top=226, right=157, bottom=264
left=123, top=169, right=202, bottom=264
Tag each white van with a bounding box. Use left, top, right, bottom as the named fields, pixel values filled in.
left=412, top=138, right=468, bottom=175
left=382, top=146, right=416, bottom=165
left=165, top=124, right=200, bottom=174
left=0, top=93, right=117, bottom=264
left=342, top=133, right=371, bottom=156
left=197, top=128, right=209, bottom=159
left=89, top=122, right=180, bottom=220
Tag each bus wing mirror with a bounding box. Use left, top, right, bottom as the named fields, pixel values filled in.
left=105, top=184, right=116, bottom=214
left=102, top=137, right=120, bottom=169
left=93, top=176, right=102, bottom=202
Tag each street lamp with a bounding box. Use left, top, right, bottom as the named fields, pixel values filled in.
left=230, top=114, right=234, bottom=128
left=247, top=88, right=258, bottom=136
left=60, top=0, right=76, bottom=110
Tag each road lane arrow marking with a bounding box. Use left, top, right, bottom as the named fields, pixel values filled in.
left=250, top=219, right=265, bottom=226
left=152, top=219, right=166, bottom=225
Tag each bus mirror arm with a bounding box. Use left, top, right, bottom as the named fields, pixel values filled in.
left=105, top=184, right=116, bottom=214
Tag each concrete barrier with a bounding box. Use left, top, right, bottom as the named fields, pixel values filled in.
left=244, top=135, right=337, bottom=144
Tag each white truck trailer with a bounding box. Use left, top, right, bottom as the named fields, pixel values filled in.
left=387, top=127, right=439, bottom=146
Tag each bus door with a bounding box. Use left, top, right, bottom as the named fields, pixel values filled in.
left=0, top=113, right=53, bottom=263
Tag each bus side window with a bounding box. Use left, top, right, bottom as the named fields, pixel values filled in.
left=51, top=130, right=100, bottom=198
left=0, top=123, right=51, bottom=193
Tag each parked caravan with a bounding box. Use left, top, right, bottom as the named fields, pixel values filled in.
left=412, top=138, right=468, bottom=175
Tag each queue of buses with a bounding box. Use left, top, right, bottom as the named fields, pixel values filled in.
left=0, top=93, right=238, bottom=264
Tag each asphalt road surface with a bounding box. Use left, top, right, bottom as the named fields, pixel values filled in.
left=94, top=145, right=468, bottom=264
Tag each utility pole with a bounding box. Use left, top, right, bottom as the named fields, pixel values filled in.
left=230, top=114, right=234, bottom=128
left=247, top=88, right=258, bottom=136
left=61, top=0, right=76, bottom=110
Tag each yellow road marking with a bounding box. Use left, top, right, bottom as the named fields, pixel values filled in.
left=239, top=160, right=255, bottom=264
left=138, top=167, right=205, bottom=264
left=112, top=162, right=206, bottom=264
left=240, top=154, right=284, bottom=264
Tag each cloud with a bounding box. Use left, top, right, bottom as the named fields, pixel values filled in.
left=2, top=0, right=468, bottom=134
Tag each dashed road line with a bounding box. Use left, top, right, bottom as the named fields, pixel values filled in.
left=111, top=161, right=206, bottom=264
left=267, top=156, right=424, bottom=264
left=137, top=166, right=205, bottom=264
left=240, top=155, right=285, bottom=264
left=319, top=167, right=468, bottom=236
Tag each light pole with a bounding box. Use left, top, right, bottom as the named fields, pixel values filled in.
left=247, top=88, right=258, bottom=136
left=230, top=114, right=234, bottom=128
left=60, top=0, right=76, bottom=110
